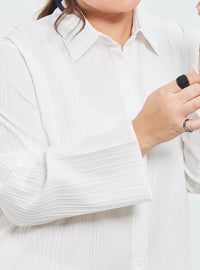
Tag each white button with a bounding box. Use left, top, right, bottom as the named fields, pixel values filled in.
left=136, top=257, right=144, bottom=266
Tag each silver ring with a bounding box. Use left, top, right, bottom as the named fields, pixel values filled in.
left=182, top=118, right=193, bottom=132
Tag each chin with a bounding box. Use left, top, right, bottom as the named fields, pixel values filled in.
left=83, top=0, right=141, bottom=13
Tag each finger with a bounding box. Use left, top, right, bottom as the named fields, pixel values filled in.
left=196, top=2, right=200, bottom=15
left=176, top=83, right=200, bottom=104
left=181, top=95, right=200, bottom=116
left=170, top=69, right=200, bottom=94
left=183, top=117, right=200, bottom=132
left=186, top=69, right=200, bottom=85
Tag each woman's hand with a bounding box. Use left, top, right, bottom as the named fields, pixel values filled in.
left=132, top=69, right=200, bottom=156
left=196, top=2, right=200, bottom=15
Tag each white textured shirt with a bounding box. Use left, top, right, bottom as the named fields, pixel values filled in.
left=0, top=1, right=200, bottom=269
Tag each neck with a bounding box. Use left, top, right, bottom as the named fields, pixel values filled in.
left=76, top=0, right=134, bottom=48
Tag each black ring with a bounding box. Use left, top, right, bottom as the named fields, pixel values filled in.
left=176, top=74, right=190, bottom=89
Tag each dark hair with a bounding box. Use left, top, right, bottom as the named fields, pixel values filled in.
left=36, top=0, right=86, bottom=37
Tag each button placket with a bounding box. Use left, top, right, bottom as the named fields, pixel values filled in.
left=109, top=44, right=150, bottom=270
left=109, top=43, right=141, bottom=121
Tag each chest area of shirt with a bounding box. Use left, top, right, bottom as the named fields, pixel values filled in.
left=35, top=42, right=186, bottom=144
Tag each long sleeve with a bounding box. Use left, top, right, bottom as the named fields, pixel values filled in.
left=0, top=38, right=152, bottom=227
left=179, top=24, right=200, bottom=193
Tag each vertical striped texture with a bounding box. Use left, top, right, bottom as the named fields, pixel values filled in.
left=0, top=39, right=152, bottom=227
left=0, top=2, right=200, bottom=269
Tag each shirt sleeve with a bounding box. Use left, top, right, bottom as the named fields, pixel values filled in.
left=179, top=24, right=200, bottom=193
left=0, top=38, right=152, bottom=227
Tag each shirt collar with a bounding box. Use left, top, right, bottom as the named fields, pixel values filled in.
left=51, top=0, right=160, bottom=62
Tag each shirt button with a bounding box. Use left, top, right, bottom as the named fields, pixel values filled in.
left=136, top=257, right=144, bottom=266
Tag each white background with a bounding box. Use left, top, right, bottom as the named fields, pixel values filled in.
left=0, top=0, right=200, bottom=269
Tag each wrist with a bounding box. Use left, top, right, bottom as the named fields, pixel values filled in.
left=131, top=118, right=158, bottom=157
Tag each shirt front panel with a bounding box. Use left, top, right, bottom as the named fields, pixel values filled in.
left=0, top=4, right=199, bottom=270
left=23, top=21, right=189, bottom=270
